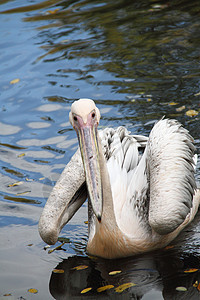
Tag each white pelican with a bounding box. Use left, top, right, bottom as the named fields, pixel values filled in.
left=39, top=98, right=200, bottom=259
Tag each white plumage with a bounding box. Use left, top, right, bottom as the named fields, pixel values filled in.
left=39, top=99, right=200, bottom=259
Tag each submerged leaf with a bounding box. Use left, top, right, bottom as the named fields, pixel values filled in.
left=28, top=288, right=38, bottom=294
left=164, top=245, right=174, bottom=250
left=97, top=285, right=114, bottom=292
left=80, top=287, right=92, bottom=294
left=115, top=282, right=136, bottom=293
left=72, top=265, right=89, bottom=270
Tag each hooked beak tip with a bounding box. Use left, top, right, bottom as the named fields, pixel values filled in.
left=97, top=214, right=101, bottom=222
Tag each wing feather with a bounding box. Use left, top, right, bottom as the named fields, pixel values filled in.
left=148, top=119, right=196, bottom=235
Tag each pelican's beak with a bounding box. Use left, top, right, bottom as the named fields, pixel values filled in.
left=77, top=123, right=102, bottom=221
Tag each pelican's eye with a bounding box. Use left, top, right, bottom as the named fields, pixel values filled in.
left=73, top=115, right=78, bottom=121
left=91, top=112, right=95, bottom=118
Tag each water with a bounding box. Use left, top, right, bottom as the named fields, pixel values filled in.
left=0, top=0, right=200, bottom=299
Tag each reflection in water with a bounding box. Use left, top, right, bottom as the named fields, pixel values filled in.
left=49, top=251, right=200, bottom=299
left=49, top=211, right=200, bottom=299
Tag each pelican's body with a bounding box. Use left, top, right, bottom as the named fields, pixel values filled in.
left=39, top=99, right=200, bottom=259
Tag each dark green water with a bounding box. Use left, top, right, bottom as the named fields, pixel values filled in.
left=0, top=0, right=200, bottom=299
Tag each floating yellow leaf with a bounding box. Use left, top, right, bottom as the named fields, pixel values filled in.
left=17, top=153, right=25, bottom=158
left=115, top=282, right=136, bottom=293
left=47, top=8, right=59, bottom=14
left=169, top=102, right=178, bottom=106
left=16, top=191, right=30, bottom=195
left=194, top=92, right=200, bottom=96
left=3, top=294, right=12, bottom=296
left=39, top=177, right=45, bottom=180
left=193, top=281, right=198, bottom=288
left=72, top=265, right=89, bottom=270
left=185, top=110, right=198, bottom=117
left=80, top=287, right=92, bottom=294
left=48, top=242, right=65, bottom=253
left=97, top=285, right=114, bottom=292
left=25, top=178, right=34, bottom=181
left=84, top=220, right=88, bottom=224
left=53, top=269, right=64, bottom=274
left=147, top=98, right=152, bottom=102
left=27, top=243, right=33, bottom=247
left=8, top=181, right=23, bottom=187
left=109, top=270, right=122, bottom=275
left=10, top=78, right=20, bottom=84
left=176, top=105, right=185, bottom=112
left=175, top=286, right=187, bottom=292
left=184, top=268, right=198, bottom=273
left=28, top=288, right=38, bottom=294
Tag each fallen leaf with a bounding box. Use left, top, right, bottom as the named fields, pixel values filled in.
left=39, top=177, right=45, bottom=180
left=10, top=78, right=20, bottom=84
left=48, top=242, right=65, bottom=253
left=164, top=245, right=174, bottom=250
left=184, top=268, right=198, bottom=273
left=115, top=282, right=136, bottom=293
left=27, top=243, right=33, bottom=247
left=193, top=280, right=198, bottom=287
left=16, top=191, right=31, bottom=195
left=47, top=8, right=59, bottom=14
left=3, top=294, right=12, bottom=296
left=8, top=181, right=23, bottom=187
left=194, top=92, right=200, bottom=96
left=147, top=98, right=152, bottom=102
left=28, top=288, right=38, bottom=294
left=176, top=105, right=185, bottom=112
left=97, top=285, right=114, bottom=292
left=109, top=270, right=122, bottom=275
left=175, top=286, right=187, bottom=292
left=169, top=102, right=178, bottom=106
left=197, top=283, right=200, bottom=291
left=84, top=220, right=88, bottom=224
left=53, top=269, right=64, bottom=274
left=80, top=287, right=92, bottom=294
left=17, top=153, right=25, bottom=158
left=72, top=265, right=88, bottom=271
left=185, top=110, right=198, bottom=117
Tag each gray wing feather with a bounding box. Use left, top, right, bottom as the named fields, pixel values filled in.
left=148, top=119, right=196, bottom=235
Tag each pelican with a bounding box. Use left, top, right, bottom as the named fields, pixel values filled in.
left=39, top=99, right=200, bottom=259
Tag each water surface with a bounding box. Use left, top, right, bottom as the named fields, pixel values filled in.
left=0, top=0, right=200, bottom=299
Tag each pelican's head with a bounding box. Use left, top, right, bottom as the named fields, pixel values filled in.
left=69, top=99, right=102, bottom=221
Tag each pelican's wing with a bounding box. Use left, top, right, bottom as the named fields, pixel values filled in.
left=39, top=149, right=87, bottom=245
left=147, top=119, right=197, bottom=235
